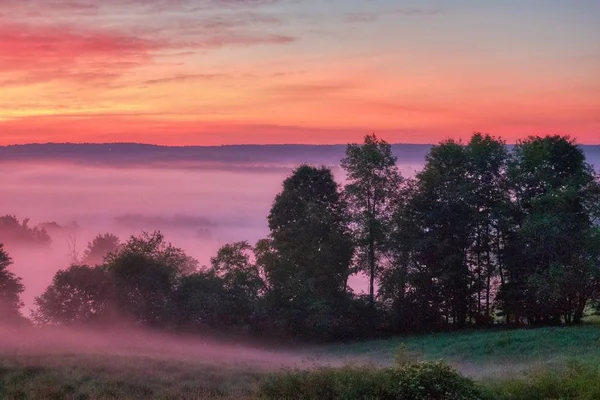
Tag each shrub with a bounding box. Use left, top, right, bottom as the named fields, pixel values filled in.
left=257, top=361, right=483, bottom=400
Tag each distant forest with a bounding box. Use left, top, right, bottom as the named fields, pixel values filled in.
left=1, top=133, right=599, bottom=341
left=2, top=141, right=599, bottom=170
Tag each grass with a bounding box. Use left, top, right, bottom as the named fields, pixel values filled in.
left=320, top=324, right=600, bottom=372
left=0, top=353, right=264, bottom=399
left=2, top=324, right=600, bottom=399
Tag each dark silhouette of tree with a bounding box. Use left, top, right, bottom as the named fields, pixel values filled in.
left=105, top=231, right=197, bottom=276
left=106, top=231, right=194, bottom=327
left=265, top=165, right=354, bottom=339
left=29, top=133, right=600, bottom=338
left=172, top=271, right=227, bottom=332
left=498, top=135, right=600, bottom=325
left=0, top=244, right=26, bottom=325
left=33, top=265, right=113, bottom=325
left=173, top=241, right=266, bottom=334
left=341, top=134, right=403, bottom=312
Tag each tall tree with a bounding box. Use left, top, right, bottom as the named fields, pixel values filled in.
left=0, top=244, right=26, bottom=324
left=341, top=134, right=403, bottom=310
left=500, top=135, right=600, bottom=325
left=464, top=133, right=510, bottom=323
left=209, top=241, right=265, bottom=331
left=265, top=165, right=354, bottom=339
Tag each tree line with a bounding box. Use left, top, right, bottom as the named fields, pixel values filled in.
left=1, top=133, right=599, bottom=341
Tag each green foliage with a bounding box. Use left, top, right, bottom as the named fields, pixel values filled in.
left=499, top=135, right=600, bottom=325
left=258, top=361, right=482, bottom=400
left=341, top=134, right=403, bottom=308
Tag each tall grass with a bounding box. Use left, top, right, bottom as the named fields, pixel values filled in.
left=0, top=353, right=263, bottom=399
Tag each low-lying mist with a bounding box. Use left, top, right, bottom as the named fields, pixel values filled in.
left=0, top=159, right=423, bottom=311
left=0, top=324, right=313, bottom=369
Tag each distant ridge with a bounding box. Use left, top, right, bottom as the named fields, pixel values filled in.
left=0, top=143, right=435, bottom=166
left=1, top=143, right=599, bottom=169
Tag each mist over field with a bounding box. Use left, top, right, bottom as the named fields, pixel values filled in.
left=0, top=144, right=440, bottom=309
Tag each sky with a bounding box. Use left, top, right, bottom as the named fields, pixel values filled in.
left=0, top=0, right=598, bottom=145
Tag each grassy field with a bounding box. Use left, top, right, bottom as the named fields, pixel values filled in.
left=321, top=324, right=600, bottom=377
left=1, top=324, right=600, bottom=399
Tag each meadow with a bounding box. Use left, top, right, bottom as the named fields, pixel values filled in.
left=2, top=324, right=600, bottom=399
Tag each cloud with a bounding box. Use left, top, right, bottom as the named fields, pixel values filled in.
left=143, top=73, right=228, bottom=85
left=395, top=7, right=443, bottom=16
left=0, top=23, right=159, bottom=86
left=0, top=4, right=294, bottom=87
left=265, top=83, right=355, bottom=100
left=343, top=7, right=443, bottom=24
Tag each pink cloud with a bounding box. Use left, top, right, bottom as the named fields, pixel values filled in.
left=0, top=23, right=158, bottom=86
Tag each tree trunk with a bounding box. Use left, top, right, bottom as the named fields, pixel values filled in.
left=369, top=237, right=375, bottom=308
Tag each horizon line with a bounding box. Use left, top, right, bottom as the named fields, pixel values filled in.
left=2, top=141, right=600, bottom=148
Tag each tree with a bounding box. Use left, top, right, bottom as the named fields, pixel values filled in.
left=463, top=133, right=510, bottom=324
left=173, top=242, right=266, bottom=334
left=383, top=134, right=510, bottom=329
left=0, top=244, right=26, bottom=325
left=209, top=241, right=265, bottom=331
left=500, top=135, right=600, bottom=325
left=171, top=271, right=227, bottom=332
left=105, top=231, right=197, bottom=276
left=82, top=233, right=121, bottom=266
left=105, top=231, right=195, bottom=327
left=33, top=265, right=113, bottom=325
left=341, top=134, right=403, bottom=310
left=265, top=165, right=354, bottom=339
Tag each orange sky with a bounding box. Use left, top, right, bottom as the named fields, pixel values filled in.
left=0, top=0, right=599, bottom=145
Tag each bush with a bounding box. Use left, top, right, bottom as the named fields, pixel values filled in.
left=257, top=361, right=483, bottom=400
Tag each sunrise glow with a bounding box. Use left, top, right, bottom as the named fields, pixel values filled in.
left=1, top=0, right=598, bottom=145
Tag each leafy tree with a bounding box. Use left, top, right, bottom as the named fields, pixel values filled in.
left=0, top=244, right=26, bottom=324
left=265, top=165, right=354, bottom=339
left=384, top=134, right=510, bottom=329
left=105, top=231, right=197, bottom=276
left=106, top=231, right=193, bottom=327
left=171, top=271, right=227, bottom=332
left=464, top=133, right=511, bottom=323
left=173, top=241, right=266, bottom=334
left=500, top=135, right=600, bottom=324
left=341, top=134, right=403, bottom=310
left=209, top=241, right=265, bottom=329
left=82, top=233, right=121, bottom=266
left=33, top=265, right=113, bottom=325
